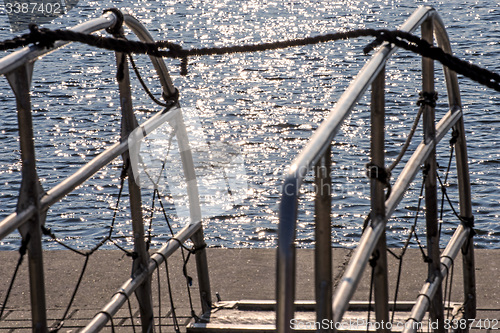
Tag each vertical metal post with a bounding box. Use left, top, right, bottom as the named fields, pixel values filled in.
left=277, top=184, right=298, bottom=333
left=115, top=51, right=154, bottom=332
left=422, top=18, right=446, bottom=332
left=6, top=64, right=48, bottom=333
left=170, top=105, right=213, bottom=315
left=190, top=227, right=212, bottom=314
left=314, top=145, right=332, bottom=330
left=454, top=117, right=476, bottom=319
left=370, top=67, right=390, bottom=333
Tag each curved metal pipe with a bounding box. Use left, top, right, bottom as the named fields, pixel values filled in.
left=123, top=14, right=176, bottom=97
left=0, top=10, right=205, bottom=330
left=276, top=6, right=470, bottom=332
left=0, top=11, right=176, bottom=98
left=276, top=7, right=434, bottom=331
left=0, top=10, right=182, bottom=238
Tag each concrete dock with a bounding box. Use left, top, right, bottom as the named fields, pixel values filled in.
left=0, top=248, right=498, bottom=332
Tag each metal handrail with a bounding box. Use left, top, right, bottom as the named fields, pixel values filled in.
left=82, top=220, right=203, bottom=332
left=276, top=5, right=475, bottom=332
left=0, top=13, right=117, bottom=75
left=0, top=12, right=182, bottom=239
left=0, top=11, right=211, bottom=331
left=0, top=13, right=119, bottom=236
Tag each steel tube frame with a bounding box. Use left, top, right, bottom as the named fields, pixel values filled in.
left=386, top=107, right=462, bottom=218
left=277, top=5, right=476, bottom=332
left=403, top=225, right=470, bottom=333
left=421, top=17, right=446, bottom=332
left=370, top=67, right=390, bottom=332
left=421, top=8, right=476, bottom=321
left=115, top=44, right=155, bottom=332
left=455, top=117, right=476, bottom=320
left=168, top=104, right=212, bottom=315
left=437, top=10, right=477, bottom=317
left=314, top=145, right=333, bottom=330
left=397, top=10, right=476, bottom=327
left=6, top=63, right=48, bottom=333
left=331, top=103, right=460, bottom=322
left=191, top=227, right=213, bottom=314
left=81, top=221, right=202, bottom=332
left=332, top=215, right=385, bottom=324
left=0, top=10, right=212, bottom=332
left=277, top=7, right=439, bottom=332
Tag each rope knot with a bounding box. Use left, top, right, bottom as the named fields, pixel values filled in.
left=417, top=91, right=438, bottom=108
left=120, top=160, right=129, bottom=180
left=449, top=128, right=459, bottom=146
left=460, top=215, right=475, bottom=231
left=162, top=88, right=180, bottom=106
left=192, top=243, right=207, bottom=254
left=19, top=233, right=31, bottom=257
left=41, top=226, right=56, bottom=240
left=366, top=162, right=392, bottom=199
left=103, top=8, right=124, bottom=36
left=29, top=24, right=55, bottom=49
left=363, top=29, right=391, bottom=54
left=126, top=251, right=139, bottom=259
left=180, top=57, right=188, bottom=76
left=369, top=250, right=379, bottom=268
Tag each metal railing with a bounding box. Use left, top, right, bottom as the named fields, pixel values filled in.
left=276, top=6, right=475, bottom=332
left=0, top=11, right=211, bottom=332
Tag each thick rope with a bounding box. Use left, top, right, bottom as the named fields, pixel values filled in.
left=1, top=25, right=499, bottom=91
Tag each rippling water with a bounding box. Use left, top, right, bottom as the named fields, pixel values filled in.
left=0, top=0, right=498, bottom=251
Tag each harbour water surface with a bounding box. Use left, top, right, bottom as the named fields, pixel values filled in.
left=0, top=0, right=498, bottom=250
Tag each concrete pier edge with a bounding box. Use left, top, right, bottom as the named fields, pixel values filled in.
left=0, top=248, right=498, bottom=332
